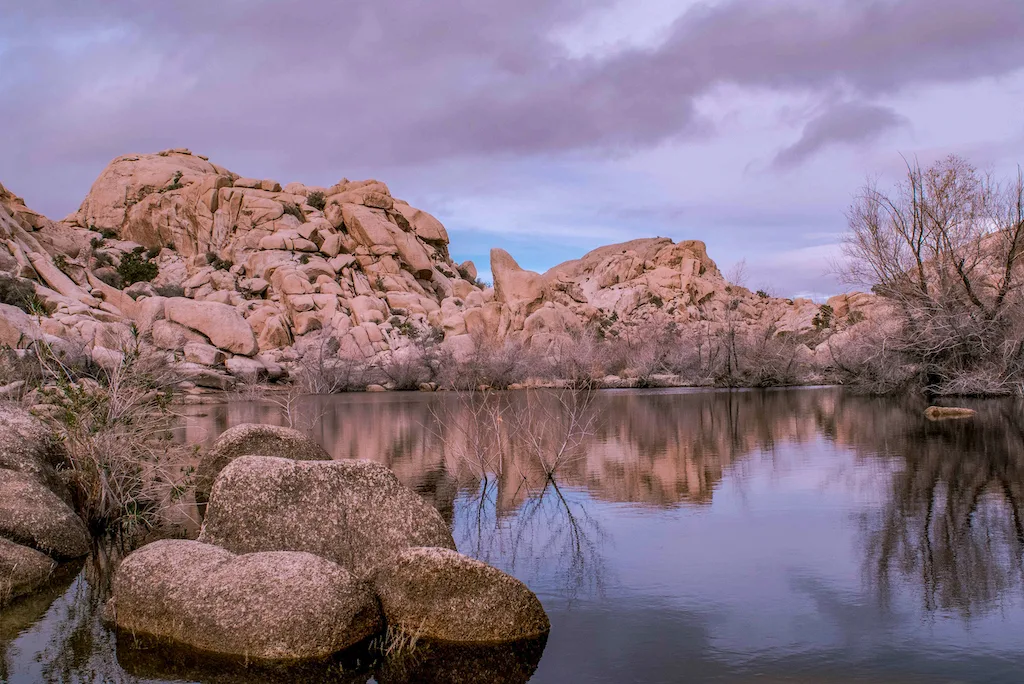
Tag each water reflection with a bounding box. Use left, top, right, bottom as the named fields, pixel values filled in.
left=856, top=400, right=1024, bottom=618
left=4, top=388, right=1024, bottom=682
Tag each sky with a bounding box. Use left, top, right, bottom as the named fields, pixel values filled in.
left=1, top=0, right=1023, bottom=298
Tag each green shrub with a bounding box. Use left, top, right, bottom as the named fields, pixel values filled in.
left=650, top=295, right=664, bottom=308
left=92, top=250, right=113, bottom=268
left=53, top=254, right=69, bottom=273
left=100, top=228, right=119, bottom=239
left=146, top=246, right=162, bottom=260
left=0, top=274, right=42, bottom=313
left=812, top=304, right=834, bottom=331
left=205, top=251, right=233, bottom=271
left=158, top=171, right=184, bottom=193
left=306, top=191, right=326, bottom=211
left=117, top=250, right=159, bottom=286
left=154, top=284, right=184, bottom=298
left=90, top=237, right=103, bottom=249
left=94, top=268, right=123, bottom=289
left=282, top=202, right=305, bottom=223
left=756, top=289, right=769, bottom=299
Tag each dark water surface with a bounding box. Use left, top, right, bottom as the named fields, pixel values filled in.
left=3, top=387, right=1024, bottom=683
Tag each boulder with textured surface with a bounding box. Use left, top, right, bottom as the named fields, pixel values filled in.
left=198, top=457, right=455, bottom=577
left=164, top=297, right=258, bottom=356
left=111, top=539, right=381, bottom=661
left=0, top=404, right=71, bottom=502
left=194, top=424, right=331, bottom=504
left=375, top=547, right=549, bottom=644
left=0, top=470, right=90, bottom=559
left=0, top=537, right=56, bottom=607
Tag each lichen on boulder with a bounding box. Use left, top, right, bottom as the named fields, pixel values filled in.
left=193, top=423, right=332, bottom=504
left=111, top=539, right=382, bottom=662
left=198, top=456, right=455, bottom=577
left=374, top=546, right=550, bottom=644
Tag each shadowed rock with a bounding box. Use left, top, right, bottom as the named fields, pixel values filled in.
left=0, top=536, right=56, bottom=607
left=198, top=456, right=455, bottom=577
left=375, top=547, right=550, bottom=644
left=111, top=539, right=382, bottom=662
left=194, top=423, right=332, bottom=504
left=0, top=470, right=90, bottom=559
left=0, top=403, right=72, bottom=503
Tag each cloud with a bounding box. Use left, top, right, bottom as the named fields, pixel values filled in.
left=771, top=102, right=908, bottom=169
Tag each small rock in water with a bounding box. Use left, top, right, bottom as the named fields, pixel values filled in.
left=924, top=406, right=976, bottom=421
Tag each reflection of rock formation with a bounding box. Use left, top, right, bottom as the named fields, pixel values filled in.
left=182, top=388, right=847, bottom=513
left=852, top=400, right=1024, bottom=617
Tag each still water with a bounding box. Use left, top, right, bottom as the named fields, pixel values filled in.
left=3, top=387, right=1024, bottom=683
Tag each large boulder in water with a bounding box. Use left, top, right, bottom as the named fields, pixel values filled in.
left=198, top=456, right=455, bottom=577
left=111, top=539, right=381, bottom=661
left=194, top=424, right=332, bottom=504
left=0, top=537, right=56, bottom=607
left=0, top=470, right=90, bottom=559
left=374, top=547, right=550, bottom=644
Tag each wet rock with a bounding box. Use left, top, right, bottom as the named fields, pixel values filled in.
left=111, top=539, right=381, bottom=661
left=0, top=470, right=90, bottom=559
left=198, top=457, right=455, bottom=577
left=375, top=547, right=549, bottom=644
left=924, top=406, right=976, bottom=421
left=194, top=424, right=331, bottom=504
left=0, top=537, right=56, bottom=607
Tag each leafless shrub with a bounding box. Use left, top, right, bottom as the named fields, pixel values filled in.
left=294, top=331, right=367, bottom=393
left=30, top=336, right=196, bottom=534
left=842, top=155, right=1024, bottom=395
left=443, top=337, right=532, bottom=390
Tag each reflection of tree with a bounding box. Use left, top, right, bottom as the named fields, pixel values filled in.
left=859, top=401, right=1024, bottom=618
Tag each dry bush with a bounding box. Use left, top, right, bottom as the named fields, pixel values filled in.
left=443, top=336, right=532, bottom=390
left=30, top=337, right=196, bottom=534
left=293, top=332, right=368, bottom=393
left=842, top=155, right=1024, bottom=395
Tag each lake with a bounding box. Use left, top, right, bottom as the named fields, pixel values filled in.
left=3, top=387, right=1024, bottom=683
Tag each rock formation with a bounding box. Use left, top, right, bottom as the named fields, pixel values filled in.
left=0, top=405, right=90, bottom=606
left=0, top=148, right=881, bottom=391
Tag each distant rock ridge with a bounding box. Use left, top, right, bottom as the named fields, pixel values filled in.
left=0, top=148, right=879, bottom=389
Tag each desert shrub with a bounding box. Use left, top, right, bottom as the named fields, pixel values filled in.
left=294, top=332, right=368, bottom=393
left=158, top=171, right=184, bottom=193
left=145, top=245, right=162, bottom=259
left=282, top=202, right=306, bottom=223
left=92, top=250, right=113, bottom=268
left=306, top=190, right=326, bottom=211
left=205, top=251, right=233, bottom=271
left=0, top=274, right=42, bottom=313
left=444, top=338, right=531, bottom=390
left=811, top=304, right=834, bottom=331
left=89, top=237, right=103, bottom=249
left=94, top=268, right=123, bottom=289
left=153, top=283, right=185, bottom=298
left=53, top=254, right=69, bottom=272
left=32, top=338, right=195, bottom=533
left=117, top=249, right=159, bottom=285
left=99, top=228, right=119, bottom=239
left=756, top=289, right=770, bottom=299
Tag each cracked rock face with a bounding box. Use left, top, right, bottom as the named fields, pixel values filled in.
left=198, top=456, right=456, bottom=578
left=111, top=539, right=382, bottom=661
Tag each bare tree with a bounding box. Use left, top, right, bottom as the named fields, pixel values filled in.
left=841, top=155, right=1024, bottom=394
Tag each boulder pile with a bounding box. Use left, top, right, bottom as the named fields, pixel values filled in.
left=110, top=427, right=550, bottom=662
left=0, top=148, right=881, bottom=392
left=0, top=404, right=90, bottom=607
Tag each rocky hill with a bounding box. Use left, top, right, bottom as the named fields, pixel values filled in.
left=0, top=149, right=879, bottom=392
